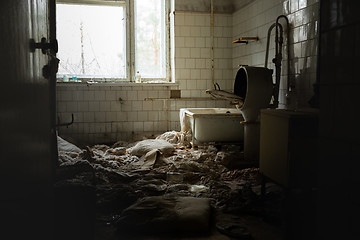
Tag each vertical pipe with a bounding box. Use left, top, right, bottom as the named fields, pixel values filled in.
left=264, top=23, right=282, bottom=108
left=274, top=22, right=282, bottom=109
left=265, top=23, right=277, bottom=68
left=210, top=0, right=215, bottom=89
left=276, top=15, right=290, bottom=92
left=192, top=117, right=196, bottom=147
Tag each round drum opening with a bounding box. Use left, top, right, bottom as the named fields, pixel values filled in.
left=234, top=67, right=247, bottom=99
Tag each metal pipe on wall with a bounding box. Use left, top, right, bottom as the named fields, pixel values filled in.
left=264, top=15, right=290, bottom=109
left=264, top=22, right=282, bottom=108
left=210, top=0, right=215, bottom=89
left=276, top=15, right=290, bottom=93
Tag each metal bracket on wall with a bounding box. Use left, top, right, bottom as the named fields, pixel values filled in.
left=232, top=37, right=259, bottom=44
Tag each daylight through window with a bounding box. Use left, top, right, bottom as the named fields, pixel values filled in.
left=56, top=2, right=126, bottom=79
left=56, top=0, right=170, bottom=82
left=135, top=0, right=166, bottom=79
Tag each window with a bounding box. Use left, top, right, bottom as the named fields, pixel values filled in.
left=134, top=0, right=166, bottom=79
left=56, top=0, right=171, bottom=82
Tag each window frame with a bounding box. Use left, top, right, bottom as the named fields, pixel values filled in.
left=56, top=0, right=172, bottom=83
left=131, top=0, right=171, bottom=83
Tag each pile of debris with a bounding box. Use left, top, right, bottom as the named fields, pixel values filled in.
left=56, top=131, right=283, bottom=238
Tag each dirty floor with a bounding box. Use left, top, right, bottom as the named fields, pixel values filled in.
left=55, top=132, right=286, bottom=240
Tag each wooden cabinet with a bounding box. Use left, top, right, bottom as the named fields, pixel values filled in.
left=259, top=109, right=318, bottom=188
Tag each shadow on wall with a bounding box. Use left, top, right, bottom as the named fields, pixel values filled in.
left=286, top=20, right=318, bottom=109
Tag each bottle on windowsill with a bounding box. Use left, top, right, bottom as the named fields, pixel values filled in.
left=135, top=71, right=141, bottom=83
left=62, top=75, right=69, bottom=82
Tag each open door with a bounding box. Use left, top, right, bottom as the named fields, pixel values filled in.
left=0, top=0, right=57, bottom=239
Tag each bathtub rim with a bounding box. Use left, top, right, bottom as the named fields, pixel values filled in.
left=181, top=108, right=244, bottom=119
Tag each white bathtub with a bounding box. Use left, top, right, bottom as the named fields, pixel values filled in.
left=180, top=108, right=244, bottom=146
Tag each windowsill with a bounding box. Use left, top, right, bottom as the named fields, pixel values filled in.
left=56, top=81, right=178, bottom=87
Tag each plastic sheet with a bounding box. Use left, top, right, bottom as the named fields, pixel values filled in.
left=57, top=136, right=81, bottom=153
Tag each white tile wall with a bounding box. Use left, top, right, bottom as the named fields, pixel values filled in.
left=232, top=0, right=319, bottom=109
left=57, top=83, right=228, bottom=144
left=175, top=12, right=234, bottom=93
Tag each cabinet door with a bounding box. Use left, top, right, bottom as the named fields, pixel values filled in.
left=260, top=110, right=318, bottom=188
left=260, top=113, right=290, bottom=187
